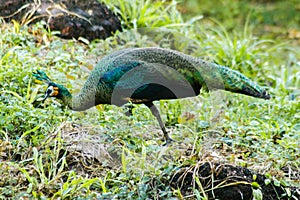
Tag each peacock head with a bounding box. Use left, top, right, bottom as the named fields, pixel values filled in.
left=33, top=70, right=70, bottom=102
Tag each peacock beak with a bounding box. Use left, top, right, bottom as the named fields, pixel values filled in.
left=42, top=93, right=50, bottom=102
left=34, top=92, right=49, bottom=108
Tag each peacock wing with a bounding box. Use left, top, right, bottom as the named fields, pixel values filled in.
left=100, top=60, right=198, bottom=102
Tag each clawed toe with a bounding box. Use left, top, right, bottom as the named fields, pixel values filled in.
left=162, top=136, right=174, bottom=146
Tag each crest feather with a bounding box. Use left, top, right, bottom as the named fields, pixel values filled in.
left=32, top=70, right=52, bottom=84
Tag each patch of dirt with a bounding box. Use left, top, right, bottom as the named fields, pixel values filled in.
left=168, top=162, right=300, bottom=200
left=55, top=122, right=122, bottom=176
left=0, top=0, right=122, bottom=40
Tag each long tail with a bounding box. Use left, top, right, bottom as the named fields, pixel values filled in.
left=216, top=65, right=270, bottom=99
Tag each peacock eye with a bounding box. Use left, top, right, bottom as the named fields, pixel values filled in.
left=46, top=86, right=54, bottom=95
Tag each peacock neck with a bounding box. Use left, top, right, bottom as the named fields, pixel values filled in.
left=58, top=86, right=97, bottom=111
left=61, top=93, right=97, bottom=111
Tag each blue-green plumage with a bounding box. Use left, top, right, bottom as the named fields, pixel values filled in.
left=33, top=47, right=270, bottom=144
left=100, top=61, right=140, bottom=86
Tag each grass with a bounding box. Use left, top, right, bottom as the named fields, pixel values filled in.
left=101, top=0, right=183, bottom=29
left=0, top=0, right=299, bottom=199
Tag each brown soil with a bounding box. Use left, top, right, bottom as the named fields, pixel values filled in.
left=168, top=162, right=300, bottom=200
left=0, top=0, right=122, bottom=40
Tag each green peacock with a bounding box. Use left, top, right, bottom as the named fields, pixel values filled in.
left=33, top=47, right=270, bottom=144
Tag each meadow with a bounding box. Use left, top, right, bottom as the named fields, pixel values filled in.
left=0, top=0, right=299, bottom=199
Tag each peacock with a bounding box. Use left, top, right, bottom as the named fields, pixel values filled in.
left=33, top=47, right=270, bottom=144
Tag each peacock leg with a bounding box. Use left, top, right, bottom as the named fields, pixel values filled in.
left=144, top=102, right=173, bottom=145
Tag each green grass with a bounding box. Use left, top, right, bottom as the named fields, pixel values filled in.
left=101, top=0, right=183, bottom=29
left=0, top=0, right=299, bottom=199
